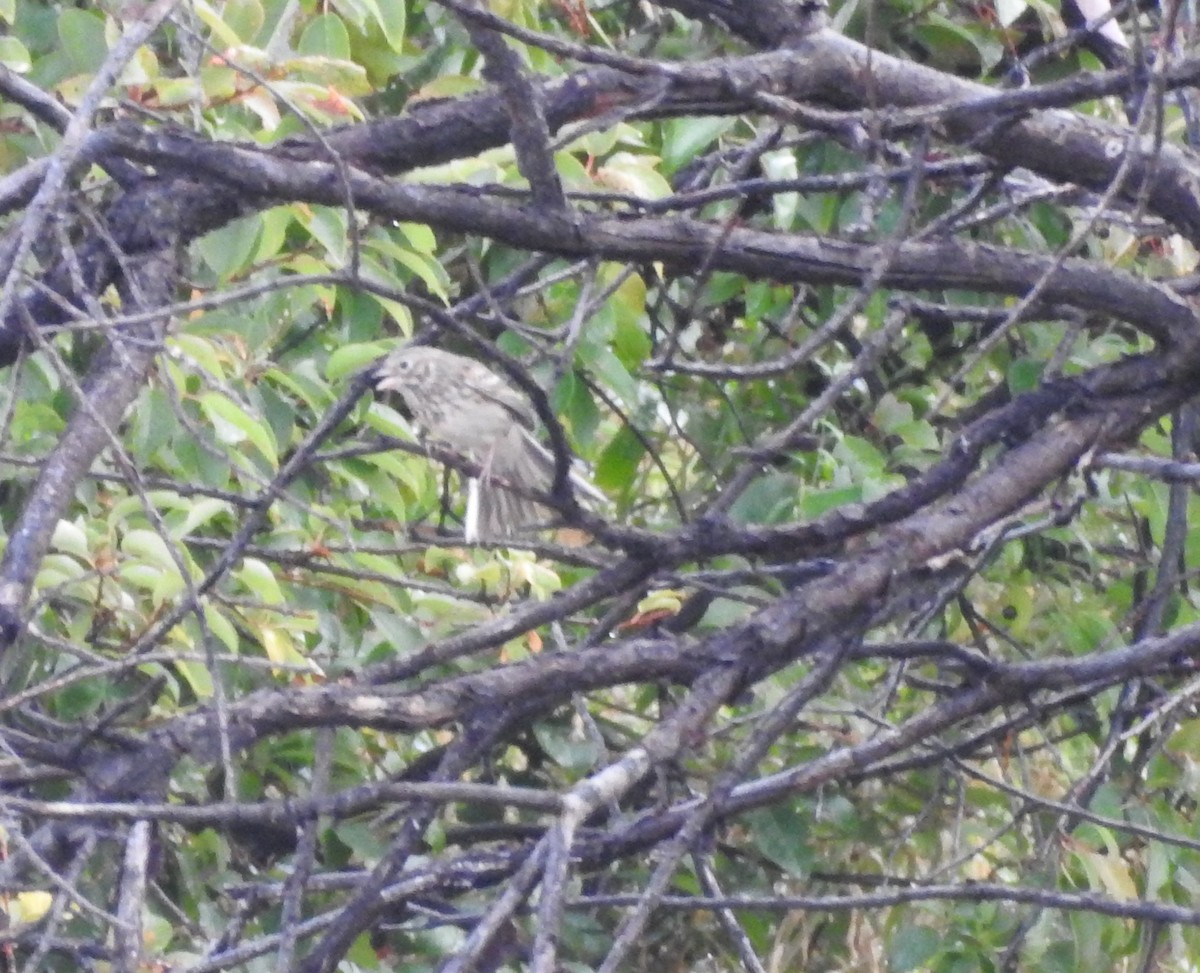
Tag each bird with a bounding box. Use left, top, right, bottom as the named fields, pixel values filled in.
left=372, top=346, right=604, bottom=541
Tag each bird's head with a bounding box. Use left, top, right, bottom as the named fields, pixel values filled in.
left=372, top=346, right=439, bottom=394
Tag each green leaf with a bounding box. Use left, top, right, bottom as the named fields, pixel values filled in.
left=0, top=36, right=30, bottom=72
left=196, top=215, right=262, bottom=281
left=356, top=450, right=428, bottom=501
left=51, top=520, right=90, bottom=561
left=130, top=387, right=178, bottom=461
left=175, top=658, right=215, bottom=698
left=584, top=346, right=639, bottom=409
left=151, top=77, right=203, bottom=107
left=889, top=924, right=941, bottom=973
left=205, top=605, right=240, bottom=654
left=254, top=207, right=293, bottom=264
left=595, top=152, right=672, bottom=199
left=174, top=498, right=234, bottom=539
left=266, top=366, right=334, bottom=414
left=553, top=369, right=602, bottom=448
left=1008, top=357, right=1044, bottom=394
left=327, top=342, right=392, bottom=381
left=297, top=206, right=347, bottom=266
left=192, top=0, right=243, bottom=48
left=121, top=531, right=190, bottom=605
left=833, top=436, right=887, bottom=478
left=236, top=558, right=285, bottom=605
left=747, top=804, right=813, bottom=878
left=363, top=232, right=451, bottom=301
left=169, top=333, right=225, bottom=381
left=554, top=151, right=593, bottom=191
left=595, top=426, right=645, bottom=494
left=910, top=15, right=1005, bottom=73
left=199, top=392, right=279, bottom=466
left=299, top=13, right=352, bottom=60
left=122, top=529, right=183, bottom=573
left=533, top=722, right=602, bottom=774
left=661, top=116, right=734, bottom=173
left=174, top=437, right=231, bottom=490
left=798, top=485, right=862, bottom=519
left=363, top=0, right=406, bottom=51
left=1165, top=719, right=1200, bottom=757
left=58, top=8, right=107, bottom=74
left=223, top=0, right=265, bottom=42
left=728, top=474, right=798, bottom=525
left=762, top=148, right=799, bottom=229
left=397, top=222, right=436, bottom=254
left=35, top=554, right=86, bottom=591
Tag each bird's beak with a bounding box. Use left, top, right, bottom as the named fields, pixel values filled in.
left=370, top=357, right=397, bottom=390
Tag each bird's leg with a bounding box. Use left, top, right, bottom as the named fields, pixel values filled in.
left=439, top=466, right=455, bottom=534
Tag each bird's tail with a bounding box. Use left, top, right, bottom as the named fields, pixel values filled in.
left=469, top=428, right=602, bottom=540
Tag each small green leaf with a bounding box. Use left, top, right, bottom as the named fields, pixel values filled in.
left=834, top=436, right=888, bottom=477
left=236, top=558, right=285, bottom=605
left=51, top=520, right=90, bottom=560
left=661, top=116, right=734, bottom=173
left=356, top=450, right=427, bottom=501
left=327, top=343, right=392, bottom=381
left=174, top=498, right=234, bottom=539
left=362, top=0, right=406, bottom=51
left=553, top=370, right=601, bottom=448
left=729, top=474, right=798, bottom=525
left=170, top=333, right=226, bottom=381
left=397, top=222, right=436, bottom=254
left=889, top=924, right=941, bottom=973
left=199, top=393, right=279, bottom=466
left=364, top=232, right=451, bottom=301
left=223, top=0, right=265, bottom=42
left=747, top=804, right=813, bottom=878
left=1008, top=357, right=1043, bottom=394
left=303, top=206, right=350, bottom=266
left=798, top=485, right=862, bottom=519
left=205, top=605, right=240, bottom=654
left=595, top=426, right=645, bottom=494
left=122, top=529, right=182, bottom=573
left=299, top=13, right=351, bottom=60
left=151, top=77, right=203, bottom=107
left=35, top=554, right=86, bottom=590
left=595, top=152, right=672, bottom=199
left=130, top=387, right=178, bottom=461
left=585, top=346, right=639, bottom=409
left=533, top=722, right=602, bottom=774
left=0, top=37, right=31, bottom=72
left=191, top=0, right=243, bottom=48
left=762, top=148, right=800, bottom=229
left=58, top=9, right=107, bottom=74
left=196, top=215, right=262, bottom=280
left=254, top=207, right=293, bottom=263
left=176, top=658, right=215, bottom=698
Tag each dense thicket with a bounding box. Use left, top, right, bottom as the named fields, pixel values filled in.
left=1, top=1, right=1200, bottom=971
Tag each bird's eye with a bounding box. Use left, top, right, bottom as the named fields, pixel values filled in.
left=397, top=359, right=412, bottom=371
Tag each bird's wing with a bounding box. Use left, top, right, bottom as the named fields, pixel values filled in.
left=463, top=365, right=537, bottom=429
left=517, top=429, right=608, bottom=505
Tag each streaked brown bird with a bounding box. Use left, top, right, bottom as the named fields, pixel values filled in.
left=373, top=346, right=604, bottom=541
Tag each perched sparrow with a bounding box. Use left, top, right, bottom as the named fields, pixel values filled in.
left=373, top=346, right=604, bottom=541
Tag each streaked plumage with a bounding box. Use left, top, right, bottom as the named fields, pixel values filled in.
left=373, top=346, right=603, bottom=541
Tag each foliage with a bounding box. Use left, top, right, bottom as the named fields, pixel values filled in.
left=0, top=0, right=1199, bottom=971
